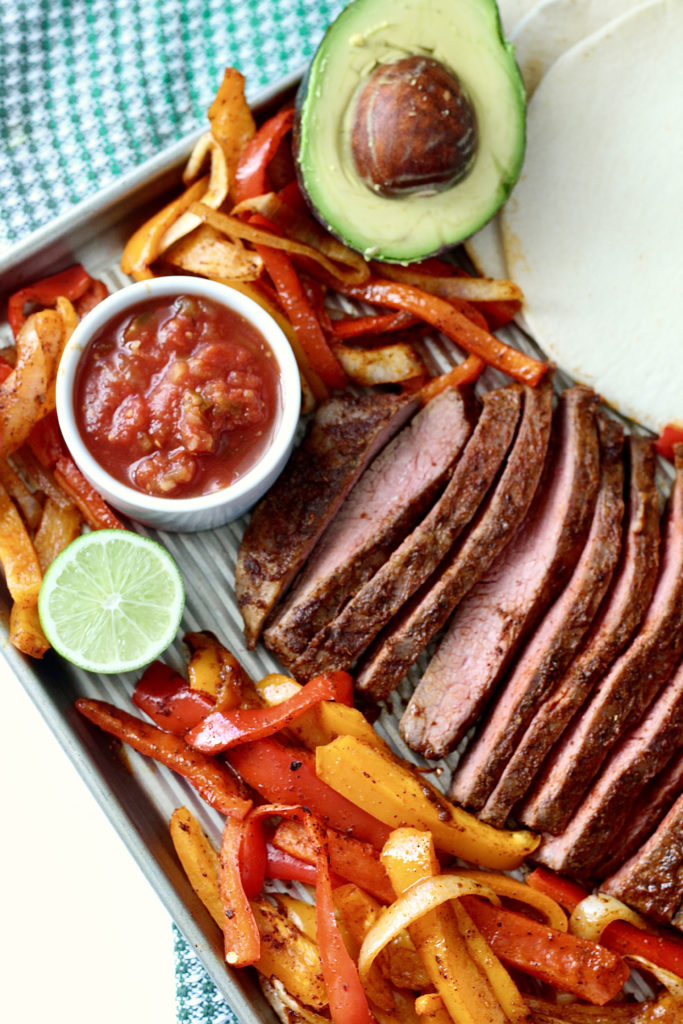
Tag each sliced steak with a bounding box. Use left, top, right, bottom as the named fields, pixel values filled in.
left=263, top=387, right=473, bottom=670
left=536, top=655, right=683, bottom=880
left=235, top=390, right=417, bottom=648
left=599, top=753, right=683, bottom=878
left=476, top=413, right=626, bottom=826
left=602, top=793, right=683, bottom=925
left=400, top=385, right=596, bottom=765
left=361, top=378, right=554, bottom=705
left=520, top=450, right=683, bottom=835
left=292, top=385, right=522, bottom=680
left=518, top=438, right=660, bottom=834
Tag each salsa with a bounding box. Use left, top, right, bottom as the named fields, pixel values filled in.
left=75, top=294, right=281, bottom=498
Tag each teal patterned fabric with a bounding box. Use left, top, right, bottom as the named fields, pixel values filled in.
left=0, top=2, right=349, bottom=1018
left=0, top=0, right=346, bottom=253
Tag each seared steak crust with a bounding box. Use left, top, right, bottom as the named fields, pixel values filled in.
left=294, top=384, right=522, bottom=681
left=263, top=387, right=473, bottom=669
left=519, top=438, right=661, bottom=834
left=602, top=793, right=683, bottom=925
left=477, top=413, right=626, bottom=826
left=235, top=391, right=416, bottom=648
left=521, top=451, right=683, bottom=835
left=536, top=655, right=683, bottom=880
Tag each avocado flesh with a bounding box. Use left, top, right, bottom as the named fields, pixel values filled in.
left=296, top=0, right=526, bottom=263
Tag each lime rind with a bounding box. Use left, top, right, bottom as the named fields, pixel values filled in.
left=38, top=530, right=185, bottom=674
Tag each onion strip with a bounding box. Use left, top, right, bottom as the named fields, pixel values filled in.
left=569, top=894, right=648, bottom=944
left=457, top=870, right=568, bottom=932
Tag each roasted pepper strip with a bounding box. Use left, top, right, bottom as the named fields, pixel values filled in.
left=233, top=107, right=295, bottom=204
left=462, top=897, right=630, bottom=1006
left=219, top=816, right=263, bottom=965
left=7, top=264, right=93, bottom=337
left=27, top=410, right=67, bottom=468
left=418, top=353, right=485, bottom=404
left=187, top=671, right=353, bottom=752
left=329, top=310, right=419, bottom=338
left=315, top=734, right=539, bottom=869
left=132, top=660, right=215, bottom=734
left=227, top=736, right=391, bottom=849
left=656, top=423, right=683, bottom=462
left=75, top=698, right=252, bottom=819
left=527, top=867, right=683, bottom=981
left=53, top=456, right=124, bottom=530
left=340, top=278, right=549, bottom=386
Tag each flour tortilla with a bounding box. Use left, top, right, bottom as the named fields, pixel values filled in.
left=465, top=0, right=647, bottom=279
left=502, top=0, right=683, bottom=433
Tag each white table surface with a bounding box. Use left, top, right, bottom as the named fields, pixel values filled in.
left=0, top=654, right=176, bottom=1023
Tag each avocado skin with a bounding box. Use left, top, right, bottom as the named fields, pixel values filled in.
left=294, top=0, right=526, bottom=263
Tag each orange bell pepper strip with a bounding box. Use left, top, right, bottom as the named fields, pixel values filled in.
left=656, top=424, right=683, bottom=463
left=340, top=277, right=549, bottom=386
left=254, top=237, right=348, bottom=390
left=418, top=354, right=486, bottom=405
left=53, top=455, right=124, bottom=530
left=233, top=107, right=295, bottom=205
left=227, top=736, right=391, bottom=849
left=7, top=264, right=94, bottom=337
left=75, top=698, right=252, bottom=820
left=526, top=866, right=683, bottom=981
left=461, top=896, right=630, bottom=1005
left=219, top=815, right=262, bottom=966
left=330, top=309, right=419, bottom=339
left=186, top=670, right=353, bottom=752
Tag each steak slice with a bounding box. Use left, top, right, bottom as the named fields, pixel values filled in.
left=235, top=390, right=416, bottom=648
left=292, top=384, right=522, bottom=681
left=599, top=753, right=683, bottom=878
left=400, top=385, right=596, bottom=763
left=476, top=413, right=626, bottom=826
left=263, top=387, right=473, bottom=670
left=602, top=793, right=683, bottom=925
left=536, top=655, right=683, bottom=880
left=518, top=438, right=661, bottom=834
left=520, top=450, right=683, bottom=835
left=361, top=378, right=554, bottom=706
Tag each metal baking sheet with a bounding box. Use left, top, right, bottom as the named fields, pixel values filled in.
left=0, top=64, right=666, bottom=1021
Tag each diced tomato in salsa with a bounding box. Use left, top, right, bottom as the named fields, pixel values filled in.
left=75, top=294, right=281, bottom=498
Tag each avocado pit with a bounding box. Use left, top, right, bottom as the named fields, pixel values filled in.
left=350, top=55, right=478, bottom=197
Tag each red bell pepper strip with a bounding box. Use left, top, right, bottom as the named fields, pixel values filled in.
left=340, top=277, right=549, bottom=386
left=527, top=866, right=683, bottom=981
left=27, top=410, right=67, bottom=468
left=227, top=736, right=391, bottom=849
left=0, top=356, right=12, bottom=385
left=8, top=264, right=94, bottom=337
left=255, top=239, right=348, bottom=390
left=233, top=107, right=295, bottom=205
left=53, top=455, right=124, bottom=530
left=462, top=896, right=630, bottom=1005
left=265, top=841, right=321, bottom=886
left=75, top=698, right=252, bottom=820
left=219, top=815, right=262, bottom=966
left=237, top=816, right=268, bottom=899
left=132, top=660, right=215, bottom=734
left=655, top=425, right=683, bottom=463
left=330, top=310, right=419, bottom=339
left=187, top=671, right=353, bottom=753
left=74, top=278, right=109, bottom=319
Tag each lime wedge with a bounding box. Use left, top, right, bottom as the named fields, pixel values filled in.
left=38, top=530, right=185, bottom=674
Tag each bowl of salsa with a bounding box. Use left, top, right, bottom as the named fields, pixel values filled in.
left=56, top=277, right=301, bottom=531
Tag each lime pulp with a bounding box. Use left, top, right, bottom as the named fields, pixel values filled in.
left=38, top=530, right=185, bottom=674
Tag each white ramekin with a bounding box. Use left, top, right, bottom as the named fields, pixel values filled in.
left=56, top=276, right=301, bottom=532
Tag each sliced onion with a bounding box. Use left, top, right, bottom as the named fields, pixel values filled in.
left=626, top=955, right=683, bottom=1004
left=569, top=893, right=648, bottom=944
left=357, top=873, right=499, bottom=987
left=457, top=869, right=568, bottom=932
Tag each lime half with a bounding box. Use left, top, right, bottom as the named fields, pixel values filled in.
left=38, top=530, right=185, bottom=674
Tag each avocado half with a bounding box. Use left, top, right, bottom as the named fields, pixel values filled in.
left=295, top=0, right=526, bottom=263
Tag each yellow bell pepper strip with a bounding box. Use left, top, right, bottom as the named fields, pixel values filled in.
left=184, top=630, right=260, bottom=709
left=0, top=479, right=42, bottom=610
left=228, top=736, right=391, bottom=849
left=9, top=602, right=49, bottom=658
left=414, top=993, right=452, bottom=1023
left=340, top=278, right=549, bottom=386
left=461, top=897, right=630, bottom=1006
left=186, top=671, right=353, bottom=752
left=232, top=106, right=295, bottom=205
left=75, top=698, right=252, bottom=819
left=315, top=735, right=539, bottom=870
left=169, top=806, right=224, bottom=928
left=271, top=893, right=318, bottom=943
left=364, top=828, right=512, bottom=1024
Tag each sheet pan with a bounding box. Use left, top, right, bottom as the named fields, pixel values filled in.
left=0, top=63, right=666, bottom=1022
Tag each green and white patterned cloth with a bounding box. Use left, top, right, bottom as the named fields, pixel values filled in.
left=0, top=2, right=348, bottom=1019
left=0, top=0, right=346, bottom=254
